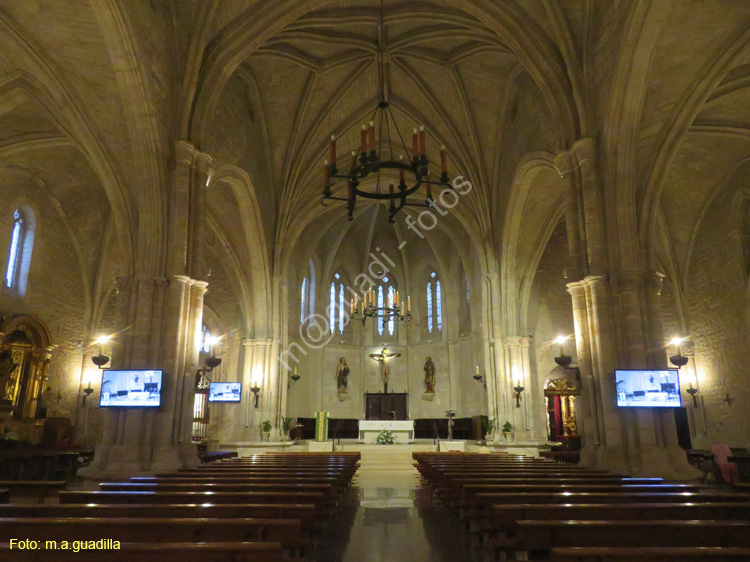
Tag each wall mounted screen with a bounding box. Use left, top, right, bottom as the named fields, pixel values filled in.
left=615, top=369, right=681, bottom=408
left=208, top=382, right=242, bottom=403
left=99, top=369, right=162, bottom=408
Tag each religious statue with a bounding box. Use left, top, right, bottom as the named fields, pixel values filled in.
left=423, top=357, right=436, bottom=393
left=369, top=347, right=400, bottom=393
left=0, top=350, right=19, bottom=403
left=336, top=357, right=349, bottom=394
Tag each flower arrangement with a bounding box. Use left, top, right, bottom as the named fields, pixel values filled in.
left=375, top=429, right=396, bottom=445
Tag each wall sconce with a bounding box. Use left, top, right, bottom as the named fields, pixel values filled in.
left=291, top=366, right=300, bottom=382
left=668, top=337, right=689, bottom=368
left=91, top=335, right=112, bottom=369
left=553, top=335, right=572, bottom=367
left=250, top=385, right=261, bottom=408
left=473, top=365, right=486, bottom=389
left=82, top=380, right=94, bottom=406
left=686, top=385, right=699, bottom=407
left=513, top=379, right=525, bottom=408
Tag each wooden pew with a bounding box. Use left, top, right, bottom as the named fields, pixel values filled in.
left=483, top=502, right=750, bottom=545
left=549, top=546, right=750, bottom=561
left=0, top=481, right=66, bottom=503
left=0, top=541, right=282, bottom=562
left=99, top=482, right=335, bottom=497
left=459, top=483, right=699, bottom=511
left=0, top=503, right=318, bottom=533
left=59, top=490, right=329, bottom=508
left=515, top=520, right=750, bottom=553
left=0, top=489, right=9, bottom=503
left=0, top=517, right=305, bottom=553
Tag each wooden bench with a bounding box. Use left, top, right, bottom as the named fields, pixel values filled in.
left=99, top=479, right=333, bottom=496
left=0, top=503, right=318, bottom=532
left=59, top=490, right=329, bottom=509
left=481, top=502, right=750, bottom=546
left=0, top=541, right=282, bottom=562
left=515, top=520, right=750, bottom=552
left=0, top=517, right=306, bottom=553
left=549, top=546, right=750, bottom=561
left=0, top=489, right=9, bottom=503
left=0, top=481, right=67, bottom=503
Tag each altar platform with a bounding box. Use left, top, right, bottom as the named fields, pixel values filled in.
left=213, top=439, right=553, bottom=460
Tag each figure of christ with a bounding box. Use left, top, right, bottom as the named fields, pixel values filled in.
left=369, top=347, right=400, bottom=393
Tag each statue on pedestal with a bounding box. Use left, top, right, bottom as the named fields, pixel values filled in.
left=423, top=357, right=436, bottom=393
left=336, top=357, right=349, bottom=394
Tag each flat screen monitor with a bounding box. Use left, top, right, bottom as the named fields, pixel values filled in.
left=615, top=369, right=681, bottom=408
left=208, top=382, right=242, bottom=403
left=99, top=369, right=163, bottom=408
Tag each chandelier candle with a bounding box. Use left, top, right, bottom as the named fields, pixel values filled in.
left=320, top=0, right=451, bottom=222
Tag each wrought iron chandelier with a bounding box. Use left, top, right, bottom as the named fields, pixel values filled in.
left=349, top=289, right=412, bottom=326
left=321, top=0, right=451, bottom=222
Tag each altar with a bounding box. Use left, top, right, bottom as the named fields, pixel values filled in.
left=358, top=420, right=414, bottom=443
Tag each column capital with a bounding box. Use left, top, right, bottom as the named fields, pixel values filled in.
left=242, top=338, right=273, bottom=349
left=571, top=137, right=596, bottom=163
left=502, top=335, right=532, bottom=349
left=554, top=151, right=577, bottom=177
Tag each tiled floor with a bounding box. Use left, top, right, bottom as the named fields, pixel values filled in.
left=313, top=469, right=480, bottom=562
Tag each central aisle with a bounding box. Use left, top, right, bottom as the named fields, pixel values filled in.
left=313, top=445, right=478, bottom=562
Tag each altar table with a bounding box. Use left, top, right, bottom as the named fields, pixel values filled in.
left=358, top=420, right=415, bottom=443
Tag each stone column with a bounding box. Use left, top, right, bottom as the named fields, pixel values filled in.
left=80, top=141, right=214, bottom=477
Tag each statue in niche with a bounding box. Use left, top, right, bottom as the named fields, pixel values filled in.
left=0, top=350, right=19, bottom=403
left=369, top=347, right=400, bottom=393
left=336, top=357, right=349, bottom=394
left=423, top=357, right=436, bottom=393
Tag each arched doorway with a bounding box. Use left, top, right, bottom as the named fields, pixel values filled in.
left=543, top=366, right=581, bottom=449
left=0, top=316, right=53, bottom=436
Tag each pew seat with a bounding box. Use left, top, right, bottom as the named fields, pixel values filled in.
left=0, top=541, right=282, bottom=562
left=549, top=546, right=750, bottom=561
left=0, top=481, right=66, bottom=503
left=0, top=503, right=318, bottom=532
left=0, top=517, right=307, bottom=553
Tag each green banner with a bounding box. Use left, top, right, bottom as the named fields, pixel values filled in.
left=314, top=411, right=329, bottom=442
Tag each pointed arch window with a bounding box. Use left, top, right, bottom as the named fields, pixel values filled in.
left=300, top=277, right=308, bottom=323
left=201, top=323, right=213, bottom=354
left=4, top=207, right=34, bottom=295
left=426, top=271, right=443, bottom=333
left=329, top=272, right=349, bottom=334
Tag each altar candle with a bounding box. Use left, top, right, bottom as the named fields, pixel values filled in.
left=368, top=121, right=375, bottom=151
left=419, top=125, right=426, bottom=156
left=475, top=365, right=479, bottom=375
left=440, top=145, right=447, bottom=173
left=360, top=125, right=367, bottom=153
left=412, top=128, right=419, bottom=158
left=350, top=150, right=357, bottom=169
left=323, top=161, right=329, bottom=186
left=389, top=183, right=395, bottom=207
left=330, top=135, right=336, bottom=168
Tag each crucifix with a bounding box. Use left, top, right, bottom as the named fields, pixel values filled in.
left=369, top=347, right=400, bottom=393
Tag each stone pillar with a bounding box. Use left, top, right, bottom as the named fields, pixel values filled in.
left=481, top=273, right=501, bottom=424
left=80, top=141, right=214, bottom=478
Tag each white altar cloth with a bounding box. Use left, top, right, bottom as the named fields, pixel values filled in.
left=359, top=420, right=414, bottom=443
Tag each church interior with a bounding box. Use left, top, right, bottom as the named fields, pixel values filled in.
left=1, top=1, right=749, bottom=560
